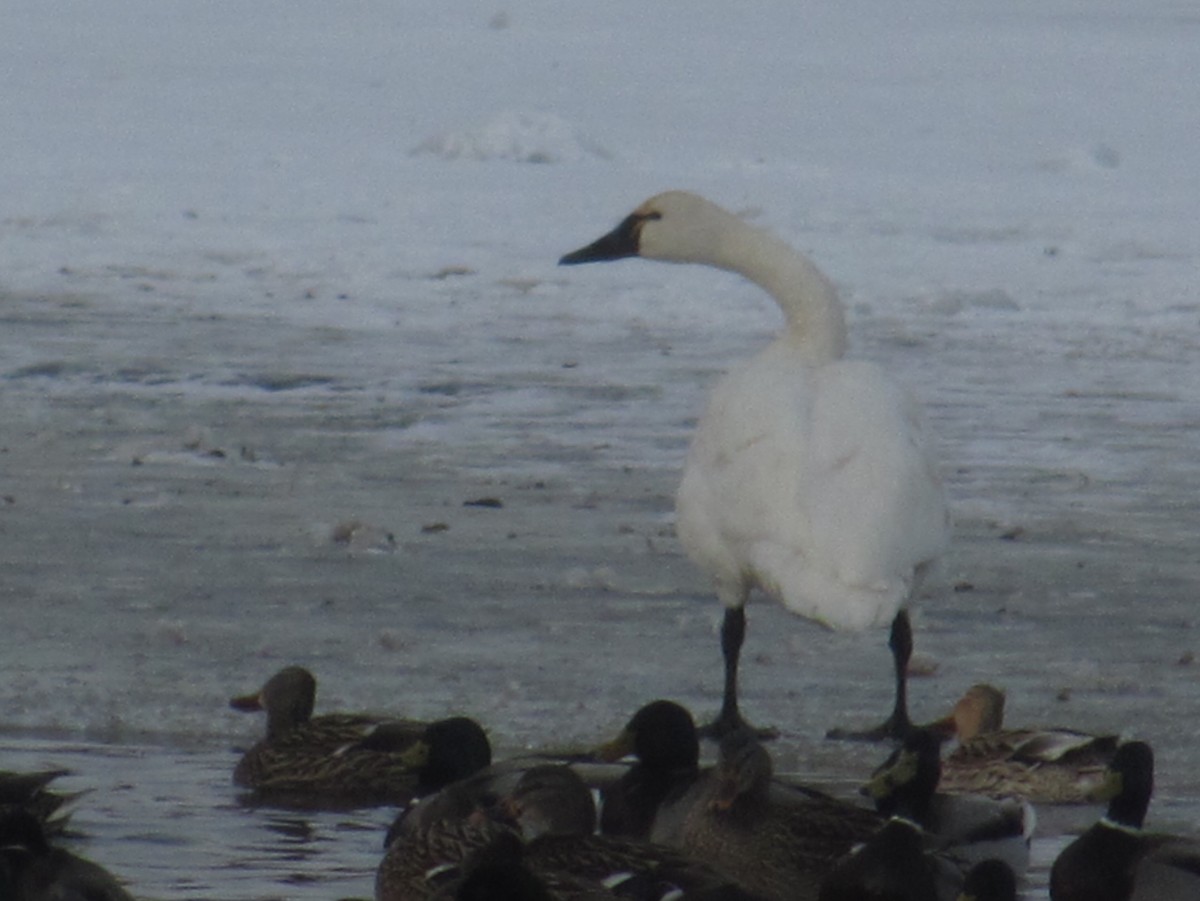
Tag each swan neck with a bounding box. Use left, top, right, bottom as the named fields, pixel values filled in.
left=715, top=224, right=846, bottom=363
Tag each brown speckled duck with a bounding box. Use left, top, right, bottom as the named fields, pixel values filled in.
left=652, top=729, right=882, bottom=900
left=935, top=683, right=1118, bottom=803
left=377, top=764, right=763, bottom=901
left=231, top=665, right=490, bottom=807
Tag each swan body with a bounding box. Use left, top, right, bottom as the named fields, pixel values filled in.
left=678, top=347, right=944, bottom=630
left=561, top=192, right=948, bottom=732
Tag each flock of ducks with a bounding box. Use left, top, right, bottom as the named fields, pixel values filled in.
left=5, top=648, right=1198, bottom=900
left=3, top=192, right=1193, bottom=899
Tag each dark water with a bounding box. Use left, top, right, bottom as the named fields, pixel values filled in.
left=1, top=735, right=393, bottom=901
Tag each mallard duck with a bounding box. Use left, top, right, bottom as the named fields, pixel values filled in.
left=934, top=684, right=1118, bottom=803
left=377, top=817, right=539, bottom=901
left=0, top=807, right=135, bottom=901
left=818, top=815, right=939, bottom=901
left=956, top=860, right=1016, bottom=901
left=452, top=832, right=557, bottom=901
left=646, top=728, right=881, bottom=900
left=1049, top=740, right=1200, bottom=900
left=231, top=665, right=416, bottom=765
left=560, top=192, right=948, bottom=738
left=378, top=769, right=758, bottom=901
left=595, top=700, right=704, bottom=839
left=0, top=769, right=76, bottom=839
left=498, top=764, right=763, bottom=900
left=232, top=666, right=490, bottom=807
left=378, top=818, right=687, bottom=901
left=390, top=757, right=599, bottom=848
left=830, top=729, right=1031, bottom=901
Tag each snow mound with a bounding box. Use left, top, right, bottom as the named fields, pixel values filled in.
left=412, top=111, right=612, bottom=164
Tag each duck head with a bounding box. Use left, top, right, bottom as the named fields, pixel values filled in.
left=1090, top=740, right=1154, bottom=829
left=595, top=699, right=699, bottom=772
left=230, top=666, right=317, bottom=738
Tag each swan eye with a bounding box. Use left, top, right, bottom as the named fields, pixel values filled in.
left=625, top=209, right=662, bottom=239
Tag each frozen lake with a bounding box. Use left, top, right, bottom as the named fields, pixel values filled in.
left=2, top=1, right=1199, bottom=898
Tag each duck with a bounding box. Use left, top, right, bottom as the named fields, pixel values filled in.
left=818, top=814, right=939, bottom=901
left=1049, top=740, right=1200, bottom=900
left=497, top=764, right=764, bottom=900
left=830, top=729, right=1031, bottom=901
left=934, top=684, right=1118, bottom=803
left=0, top=807, right=135, bottom=901
left=560, top=191, right=949, bottom=738
left=0, top=769, right=76, bottom=839
left=377, top=817, right=546, bottom=901
left=649, top=728, right=882, bottom=901
left=389, top=756, right=599, bottom=848
left=378, top=819, right=677, bottom=901
left=452, top=830, right=558, bottom=901
left=230, top=665, right=415, bottom=759
left=594, top=700, right=704, bottom=840
left=377, top=766, right=760, bottom=901
left=232, top=666, right=491, bottom=807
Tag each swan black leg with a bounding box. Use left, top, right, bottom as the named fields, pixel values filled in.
left=826, top=608, right=915, bottom=742
left=698, top=606, right=778, bottom=740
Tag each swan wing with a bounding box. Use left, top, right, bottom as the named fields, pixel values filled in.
left=677, top=350, right=947, bottom=630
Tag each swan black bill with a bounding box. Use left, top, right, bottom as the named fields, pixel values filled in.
left=558, top=213, right=642, bottom=265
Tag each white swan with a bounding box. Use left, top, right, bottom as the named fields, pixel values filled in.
left=560, top=191, right=949, bottom=736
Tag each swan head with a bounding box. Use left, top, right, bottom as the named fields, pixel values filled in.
left=559, top=191, right=740, bottom=267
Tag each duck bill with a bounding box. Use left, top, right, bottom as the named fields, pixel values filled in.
left=398, top=739, right=431, bottom=769
left=927, top=713, right=958, bottom=739
left=594, top=729, right=636, bottom=763
left=862, top=749, right=919, bottom=801
left=1086, top=769, right=1123, bottom=804
left=709, top=777, right=740, bottom=812
left=229, top=691, right=263, bottom=712
left=862, top=769, right=893, bottom=802
left=559, top=214, right=641, bottom=265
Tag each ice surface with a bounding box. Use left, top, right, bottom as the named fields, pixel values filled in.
left=1, top=2, right=1198, bottom=898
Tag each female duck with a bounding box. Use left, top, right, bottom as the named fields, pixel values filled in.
left=657, top=729, right=881, bottom=900
left=934, top=684, right=1117, bottom=803
left=232, top=665, right=490, bottom=807
left=1050, top=741, right=1200, bottom=900
left=561, top=192, right=948, bottom=737
left=377, top=766, right=755, bottom=901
